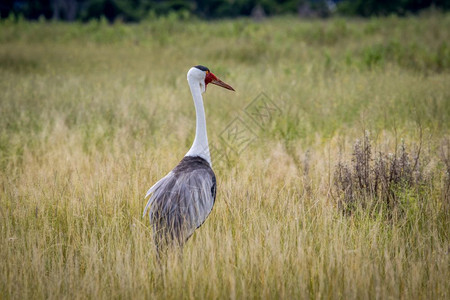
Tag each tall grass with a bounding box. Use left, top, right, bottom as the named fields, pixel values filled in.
left=1, top=14, right=449, bottom=299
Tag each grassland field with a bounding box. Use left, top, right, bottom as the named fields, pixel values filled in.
left=0, top=14, right=449, bottom=299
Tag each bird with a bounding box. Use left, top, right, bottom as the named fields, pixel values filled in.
left=143, top=65, right=235, bottom=253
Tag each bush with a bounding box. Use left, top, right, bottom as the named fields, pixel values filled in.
left=334, top=132, right=428, bottom=215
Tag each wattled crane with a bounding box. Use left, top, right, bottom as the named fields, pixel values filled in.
left=143, top=65, right=234, bottom=253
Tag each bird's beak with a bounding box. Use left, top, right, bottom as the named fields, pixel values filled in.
left=211, top=78, right=235, bottom=91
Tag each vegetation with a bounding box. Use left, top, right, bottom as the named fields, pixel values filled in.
left=1, top=0, right=450, bottom=21
left=1, top=14, right=449, bottom=299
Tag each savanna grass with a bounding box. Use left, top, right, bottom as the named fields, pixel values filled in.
left=1, top=14, right=449, bottom=299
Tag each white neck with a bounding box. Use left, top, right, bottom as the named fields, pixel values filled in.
left=185, top=78, right=212, bottom=166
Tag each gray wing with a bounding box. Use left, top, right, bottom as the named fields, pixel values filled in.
left=143, top=165, right=216, bottom=242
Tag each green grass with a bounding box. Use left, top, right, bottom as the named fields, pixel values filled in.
left=0, top=14, right=449, bottom=299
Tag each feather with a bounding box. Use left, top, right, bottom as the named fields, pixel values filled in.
left=143, top=156, right=216, bottom=246
left=143, top=172, right=173, bottom=217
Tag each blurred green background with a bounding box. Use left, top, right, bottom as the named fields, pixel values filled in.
left=1, top=0, right=450, bottom=22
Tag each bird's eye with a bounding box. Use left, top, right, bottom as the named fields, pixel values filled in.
left=205, top=71, right=209, bottom=74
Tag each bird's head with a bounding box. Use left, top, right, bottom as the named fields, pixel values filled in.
left=187, top=65, right=235, bottom=94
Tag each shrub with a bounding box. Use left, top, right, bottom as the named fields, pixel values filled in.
left=333, top=132, right=427, bottom=215
left=440, top=138, right=450, bottom=210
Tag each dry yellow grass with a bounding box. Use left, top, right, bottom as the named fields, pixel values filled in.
left=1, top=16, right=449, bottom=299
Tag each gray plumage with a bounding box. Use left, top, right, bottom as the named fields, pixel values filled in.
left=143, top=156, right=216, bottom=250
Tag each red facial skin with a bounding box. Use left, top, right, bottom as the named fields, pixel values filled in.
left=204, top=71, right=235, bottom=91
left=204, top=72, right=218, bottom=86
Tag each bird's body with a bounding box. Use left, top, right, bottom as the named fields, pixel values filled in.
left=143, top=65, right=234, bottom=252
left=144, top=156, right=216, bottom=249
